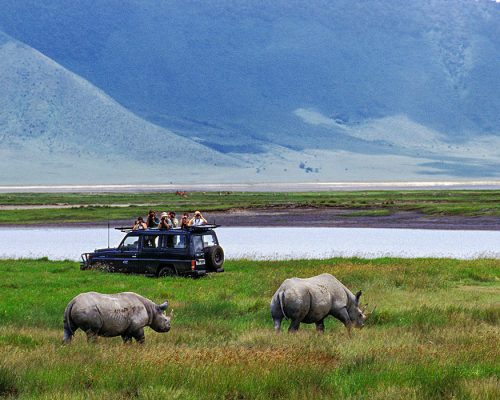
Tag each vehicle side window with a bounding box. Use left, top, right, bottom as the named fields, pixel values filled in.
left=192, top=235, right=203, bottom=253
left=202, top=234, right=216, bottom=248
left=142, top=235, right=159, bottom=249
left=173, top=235, right=187, bottom=249
left=161, top=235, right=187, bottom=249
left=120, top=236, right=139, bottom=251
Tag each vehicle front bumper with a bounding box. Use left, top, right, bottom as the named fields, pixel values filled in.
left=80, top=253, right=91, bottom=270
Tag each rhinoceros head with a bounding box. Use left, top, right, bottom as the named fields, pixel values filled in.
left=349, top=291, right=367, bottom=329
left=150, top=301, right=172, bottom=333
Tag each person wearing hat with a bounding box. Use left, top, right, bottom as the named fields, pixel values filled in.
left=189, top=211, right=207, bottom=226
left=158, top=212, right=173, bottom=230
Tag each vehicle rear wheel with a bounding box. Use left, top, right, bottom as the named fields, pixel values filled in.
left=205, top=245, right=224, bottom=271
left=157, top=266, right=176, bottom=277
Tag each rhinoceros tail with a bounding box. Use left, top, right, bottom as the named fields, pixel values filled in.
left=63, top=300, right=76, bottom=344
left=278, top=291, right=289, bottom=320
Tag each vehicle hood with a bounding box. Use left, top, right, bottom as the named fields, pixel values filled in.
left=92, top=248, right=117, bottom=253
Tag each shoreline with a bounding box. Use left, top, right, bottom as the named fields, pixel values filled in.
left=15, top=207, right=500, bottom=231
left=2, top=180, right=500, bottom=192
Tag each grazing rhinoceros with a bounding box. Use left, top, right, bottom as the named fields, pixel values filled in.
left=270, top=273, right=367, bottom=334
left=63, top=292, right=172, bottom=344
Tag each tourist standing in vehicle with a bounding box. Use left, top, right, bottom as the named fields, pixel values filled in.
left=169, top=212, right=179, bottom=227
left=146, top=210, right=159, bottom=228
left=158, top=212, right=172, bottom=229
left=189, top=211, right=207, bottom=226
left=132, top=216, right=147, bottom=230
left=180, top=213, right=190, bottom=229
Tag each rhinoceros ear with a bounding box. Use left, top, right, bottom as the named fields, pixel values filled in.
left=158, top=301, right=169, bottom=311
left=355, top=291, right=362, bottom=302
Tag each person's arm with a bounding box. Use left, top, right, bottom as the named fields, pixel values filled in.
left=188, top=218, right=194, bottom=226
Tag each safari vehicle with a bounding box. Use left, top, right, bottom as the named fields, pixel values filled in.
left=80, top=225, right=224, bottom=277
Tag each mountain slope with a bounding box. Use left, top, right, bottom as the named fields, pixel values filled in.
left=1, top=1, right=500, bottom=182
left=0, top=0, right=498, bottom=154
left=0, top=32, right=242, bottom=183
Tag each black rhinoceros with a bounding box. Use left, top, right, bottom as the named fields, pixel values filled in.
left=63, top=292, right=172, bottom=343
left=270, top=273, right=368, bottom=334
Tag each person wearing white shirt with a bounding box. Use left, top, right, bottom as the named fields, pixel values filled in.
left=189, top=211, right=207, bottom=226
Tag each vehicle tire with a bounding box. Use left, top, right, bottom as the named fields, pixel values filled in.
left=157, top=266, right=176, bottom=278
left=205, top=245, right=224, bottom=271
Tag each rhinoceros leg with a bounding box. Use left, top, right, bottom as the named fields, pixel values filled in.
left=273, top=317, right=282, bottom=333
left=121, top=334, right=133, bottom=344
left=270, top=293, right=286, bottom=333
left=63, top=327, right=74, bottom=344
left=63, top=301, right=78, bottom=344
left=315, top=319, right=325, bottom=333
left=132, top=328, right=145, bottom=344
left=288, top=319, right=301, bottom=333
left=331, top=308, right=352, bottom=337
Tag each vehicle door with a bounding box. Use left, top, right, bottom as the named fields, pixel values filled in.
left=135, top=234, right=161, bottom=274
left=113, top=234, right=141, bottom=272
left=159, top=233, right=189, bottom=273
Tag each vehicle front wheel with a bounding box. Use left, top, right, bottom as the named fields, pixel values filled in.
left=157, top=266, right=176, bottom=278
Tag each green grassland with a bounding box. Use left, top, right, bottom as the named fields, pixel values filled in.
left=0, top=258, right=499, bottom=399
left=1, top=190, right=500, bottom=224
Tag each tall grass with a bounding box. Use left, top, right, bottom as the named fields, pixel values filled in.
left=0, top=258, right=499, bottom=399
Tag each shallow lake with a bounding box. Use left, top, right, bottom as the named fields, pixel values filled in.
left=0, top=227, right=499, bottom=261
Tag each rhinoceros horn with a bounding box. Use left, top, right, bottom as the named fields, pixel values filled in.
left=169, top=309, right=174, bottom=318
left=365, top=305, right=377, bottom=319
left=159, top=301, right=169, bottom=311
